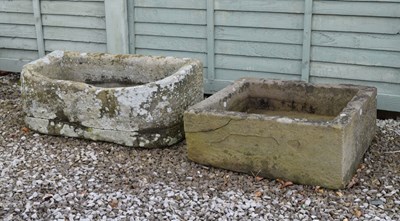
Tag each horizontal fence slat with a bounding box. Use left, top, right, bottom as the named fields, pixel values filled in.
left=311, top=46, right=400, bottom=68
left=215, top=11, right=303, bottom=29
left=42, top=15, right=106, bottom=29
left=0, top=58, right=31, bottom=72
left=136, top=35, right=207, bottom=53
left=135, top=49, right=207, bottom=66
left=0, top=24, right=36, bottom=38
left=43, top=27, right=107, bottom=43
left=340, top=0, right=400, bottom=2
left=310, top=76, right=400, bottom=96
left=314, top=1, right=400, bottom=17
left=45, top=40, right=106, bottom=52
left=313, top=15, right=400, bottom=34
left=216, top=40, right=303, bottom=59
left=43, top=0, right=104, bottom=1
left=135, top=23, right=206, bottom=38
left=0, top=49, right=38, bottom=60
left=377, top=94, right=400, bottom=112
left=0, top=12, right=34, bottom=25
left=0, top=1, right=33, bottom=13
left=204, top=79, right=233, bottom=93
left=215, top=0, right=304, bottom=13
left=0, top=37, right=37, bottom=50
left=215, top=27, right=303, bottom=44
left=135, top=8, right=206, bottom=25
left=135, top=0, right=206, bottom=9
left=215, top=55, right=301, bottom=75
left=40, top=1, right=105, bottom=17
left=312, top=31, right=400, bottom=52
left=215, top=69, right=301, bottom=81
left=58, top=0, right=104, bottom=1
left=310, top=62, right=400, bottom=84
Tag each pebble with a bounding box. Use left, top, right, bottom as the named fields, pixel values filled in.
left=0, top=73, right=399, bottom=220
left=370, top=199, right=385, bottom=206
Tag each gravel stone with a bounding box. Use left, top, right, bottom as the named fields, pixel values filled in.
left=1, top=73, right=399, bottom=220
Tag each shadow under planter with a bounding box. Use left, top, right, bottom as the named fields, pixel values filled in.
left=184, top=78, right=377, bottom=189
left=22, top=51, right=203, bottom=148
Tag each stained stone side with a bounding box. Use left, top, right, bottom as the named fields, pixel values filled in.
left=184, top=78, right=377, bottom=189
left=21, top=51, right=204, bottom=148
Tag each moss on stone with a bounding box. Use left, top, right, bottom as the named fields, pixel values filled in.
left=47, top=121, right=62, bottom=135
left=96, top=90, right=120, bottom=118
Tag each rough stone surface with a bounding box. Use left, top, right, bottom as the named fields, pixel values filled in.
left=21, top=51, right=204, bottom=148
left=184, top=78, right=377, bottom=189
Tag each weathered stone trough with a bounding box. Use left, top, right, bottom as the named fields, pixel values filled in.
left=184, top=78, right=377, bottom=189
left=21, top=51, right=203, bottom=148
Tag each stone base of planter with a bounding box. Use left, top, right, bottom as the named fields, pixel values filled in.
left=25, top=117, right=184, bottom=148
left=184, top=78, right=377, bottom=189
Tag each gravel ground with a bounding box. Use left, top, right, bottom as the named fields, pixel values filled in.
left=1, top=73, right=399, bottom=220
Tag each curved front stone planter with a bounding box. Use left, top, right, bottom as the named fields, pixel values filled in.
left=21, top=51, right=203, bottom=148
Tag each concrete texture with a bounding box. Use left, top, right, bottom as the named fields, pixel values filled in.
left=184, top=78, right=377, bottom=189
left=21, top=50, right=204, bottom=148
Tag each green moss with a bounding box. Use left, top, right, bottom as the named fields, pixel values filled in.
left=47, top=121, right=63, bottom=135
left=24, top=80, right=60, bottom=110
left=96, top=90, right=120, bottom=118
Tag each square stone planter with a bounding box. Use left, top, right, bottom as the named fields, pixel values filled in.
left=184, top=78, right=377, bottom=189
left=21, top=50, right=203, bottom=148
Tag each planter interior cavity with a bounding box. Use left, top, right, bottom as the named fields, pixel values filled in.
left=184, top=78, right=377, bottom=189
left=22, top=50, right=204, bottom=148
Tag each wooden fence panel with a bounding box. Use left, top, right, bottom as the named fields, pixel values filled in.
left=0, top=0, right=37, bottom=70
left=41, top=0, right=107, bottom=54
left=310, top=0, right=400, bottom=111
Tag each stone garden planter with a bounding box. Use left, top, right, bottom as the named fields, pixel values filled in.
left=184, top=78, right=376, bottom=189
left=21, top=50, right=203, bottom=148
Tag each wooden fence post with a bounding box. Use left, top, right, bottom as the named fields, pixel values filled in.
left=105, top=0, right=129, bottom=54
left=301, top=0, right=313, bottom=82
left=32, top=0, right=45, bottom=57
left=207, top=0, right=216, bottom=86
left=127, top=0, right=135, bottom=53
